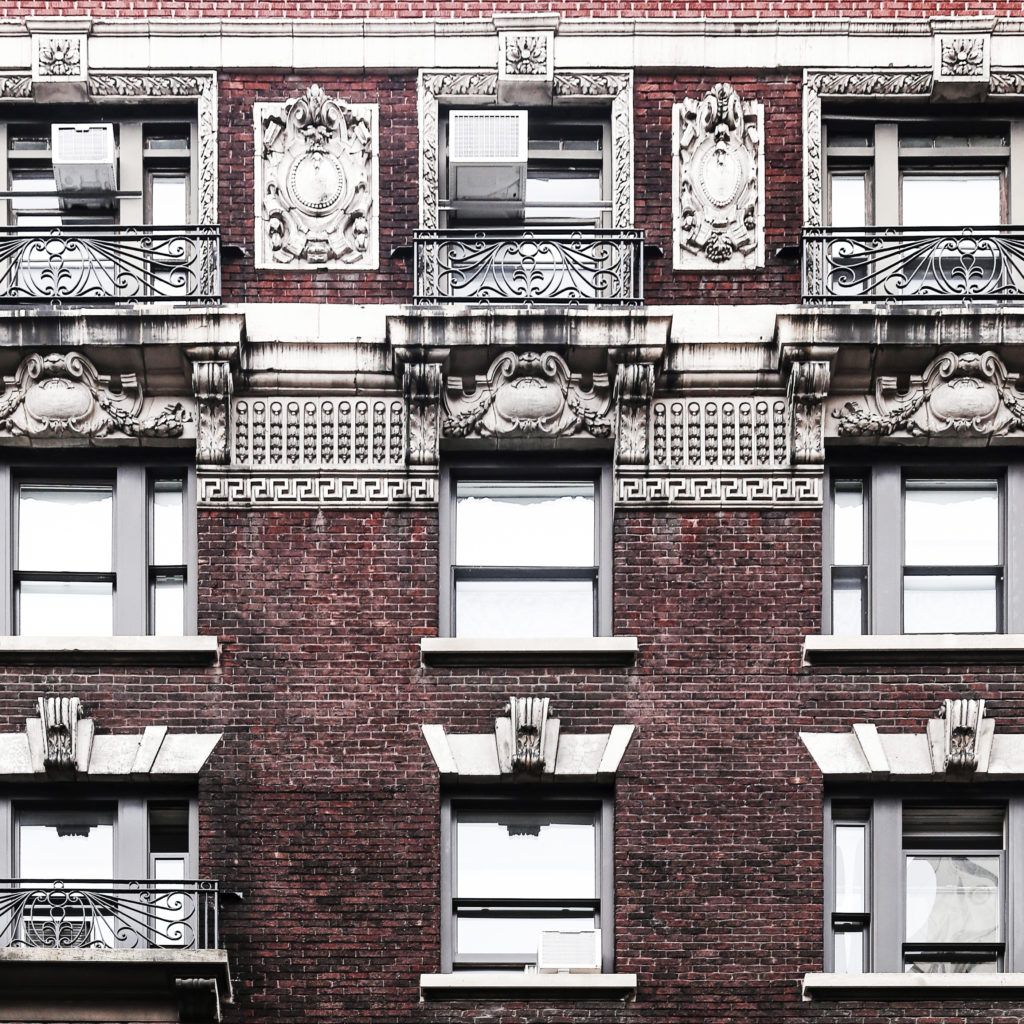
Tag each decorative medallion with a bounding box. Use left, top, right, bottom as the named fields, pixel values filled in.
left=941, top=37, right=985, bottom=77
left=932, top=32, right=991, bottom=99
left=674, top=83, right=764, bottom=270
left=36, top=38, right=81, bottom=78
left=256, top=85, right=378, bottom=270
left=504, top=34, right=548, bottom=77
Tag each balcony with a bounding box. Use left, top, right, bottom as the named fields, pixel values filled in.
left=0, top=225, right=221, bottom=305
left=0, top=878, right=230, bottom=1023
left=803, top=225, right=1024, bottom=304
left=414, top=228, right=644, bottom=306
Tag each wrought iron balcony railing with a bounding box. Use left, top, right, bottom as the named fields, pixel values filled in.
left=414, top=228, right=644, bottom=305
left=0, top=879, right=221, bottom=950
left=803, top=225, right=1024, bottom=303
left=0, top=225, right=221, bottom=304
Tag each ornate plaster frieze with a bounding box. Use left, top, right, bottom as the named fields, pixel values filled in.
left=616, top=471, right=822, bottom=508
left=830, top=350, right=1024, bottom=441
left=418, top=69, right=632, bottom=230
left=191, top=360, right=233, bottom=466
left=787, top=360, right=831, bottom=465
left=673, top=83, right=764, bottom=271
left=0, top=352, right=190, bottom=442
left=442, top=351, right=613, bottom=442
left=614, top=362, right=656, bottom=466
left=422, top=696, right=635, bottom=781
left=255, top=85, right=378, bottom=271
left=404, top=361, right=443, bottom=467
left=197, top=472, right=437, bottom=507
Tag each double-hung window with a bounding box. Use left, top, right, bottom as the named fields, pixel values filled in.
left=441, top=464, right=612, bottom=638
left=2, top=462, right=195, bottom=636
left=442, top=793, right=613, bottom=971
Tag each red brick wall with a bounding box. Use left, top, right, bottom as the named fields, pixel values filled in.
left=4, top=505, right=1024, bottom=1021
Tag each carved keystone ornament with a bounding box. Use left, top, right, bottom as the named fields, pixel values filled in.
left=940, top=697, right=985, bottom=773
left=257, top=85, right=378, bottom=270
left=39, top=695, right=82, bottom=773
left=674, top=83, right=764, bottom=270
left=0, top=351, right=189, bottom=441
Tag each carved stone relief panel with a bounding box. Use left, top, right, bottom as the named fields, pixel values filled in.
left=255, top=85, right=379, bottom=271
left=933, top=32, right=991, bottom=99
left=191, top=360, right=233, bottom=466
left=497, top=30, right=555, bottom=104
left=787, top=360, right=831, bottom=465
left=0, top=352, right=191, bottom=442
left=829, top=351, right=1024, bottom=442
left=673, top=83, right=764, bottom=271
left=30, top=23, right=88, bottom=101
left=442, top=351, right=613, bottom=441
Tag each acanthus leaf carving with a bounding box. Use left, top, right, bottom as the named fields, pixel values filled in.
left=0, top=352, right=190, bottom=441
left=257, top=85, right=377, bottom=270
left=675, top=83, right=762, bottom=270
left=787, top=360, right=831, bottom=465
left=832, top=351, right=1024, bottom=440
left=504, top=35, right=548, bottom=77
left=191, top=360, right=233, bottom=465
left=36, top=37, right=82, bottom=78
left=940, top=37, right=986, bottom=77
left=403, top=361, right=443, bottom=467
left=615, top=362, right=656, bottom=466
left=442, top=351, right=612, bottom=441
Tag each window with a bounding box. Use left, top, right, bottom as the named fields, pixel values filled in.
left=825, top=796, right=1019, bottom=974
left=824, top=462, right=1024, bottom=635
left=1, top=462, right=196, bottom=636
left=440, top=463, right=612, bottom=639
left=442, top=792, right=613, bottom=971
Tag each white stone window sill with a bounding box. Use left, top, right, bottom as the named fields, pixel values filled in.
left=420, top=637, right=638, bottom=668
left=803, top=633, right=1024, bottom=667
left=420, top=971, right=637, bottom=998
left=0, top=635, right=220, bottom=665
left=803, top=972, right=1024, bottom=999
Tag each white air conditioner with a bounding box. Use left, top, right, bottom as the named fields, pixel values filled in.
left=537, top=929, right=602, bottom=974
left=52, top=123, right=117, bottom=196
left=448, top=110, right=527, bottom=218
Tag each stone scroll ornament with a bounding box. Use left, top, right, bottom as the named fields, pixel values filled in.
left=832, top=351, right=1024, bottom=440
left=0, top=352, right=189, bottom=440
left=257, top=85, right=378, bottom=270
left=442, top=351, right=613, bottom=440
left=675, top=83, right=763, bottom=270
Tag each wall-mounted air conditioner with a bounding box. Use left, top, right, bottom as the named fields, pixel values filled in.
left=52, top=124, right=117, bottom=199
left=448, top=110, right=527, bottom=219
left=537, top=929, right=602, bottom=974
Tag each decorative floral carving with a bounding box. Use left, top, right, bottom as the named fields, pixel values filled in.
left=443, top=351, right=612, bottom=441
left=833, top=351, right=1024, bottom=439
left=940, top=37, right=985, bottom=77
left=404, top=362, right=442, bottom=467
left=675, top=83, right=762, bottom=270
left=504, top=35, right=548, bottom=77
left=257, top=85, right=377, bottom=269
left=37, top=38, right=81, bottom=78
left=787, top=360, right=830, bottom=464
left=191, top=361, right=233, bottom=465
left=615, top=362, right=655, bottom=466
left=0, top=352, right=189, bottom=440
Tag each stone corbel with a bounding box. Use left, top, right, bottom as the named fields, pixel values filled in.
left=188, top=349, right=236, bottom=466
left=403, top=357, right=445, bottom=469
left=932, top=21, right=993, bottom=100
left=28, top=17, right=90, bottom=102
left=614, top=361, right=656, bottom=466
left=786, top=356, right=834, bottom=465
left=494, top=14, right=558, bottom=105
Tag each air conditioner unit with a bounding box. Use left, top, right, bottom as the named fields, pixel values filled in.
left=52, top=123, right=117, bottom=196
left=537, top=929, right=602, bottom=974
left=448, top=110, right=527, bottom=218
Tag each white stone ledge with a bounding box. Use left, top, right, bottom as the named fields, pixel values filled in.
left=0, top=635, right=220, bottom=666
left=420, top=971, right=637, bottom=998
left=803, top=972, right=1024, bottom=1000
left=803, top=634, right=1024, bottom=667
left=420, top=636, right=638, bottom=668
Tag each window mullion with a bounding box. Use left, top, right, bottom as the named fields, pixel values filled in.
left=872, top=797, right=901, bottom=971
left=1008, top=799, right=1024, bottom=971
left=875, top=123, right=900, bottom=225
left=871, top=465, right=901, bottom=634
left=114, top=466, right=146, bottom=635
left=0, top=465, right=10, bottom=635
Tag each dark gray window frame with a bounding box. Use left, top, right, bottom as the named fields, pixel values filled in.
left=439, top=458, right=614, bottom=639
left=0, top=457, right=198, bottom=636
left=440, top=787, right=615, bottom=973
left=823, top=788, right=1024, bottom=974
left=822, top=458, right=1024, bottom=635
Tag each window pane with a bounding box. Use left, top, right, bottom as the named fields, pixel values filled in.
left=903, top=574, right=997, bottom=634
left=905, top=855, right=1000, bottom=944
left=835, top=825, right=866, bottom=913
left=457, top=819, right=596, bottom=899
left=905, top=959, right=999, bottom=974
left=834, top=930, right=864, bottom=973
left=150, top=804, right=189, bottom=855
left=456, top=481, right=595, bottom=567
left=19, top=486, right=112, bottom=572
left=9, top=171, right=60, bottom=227
left=455, top=579, right=593, bottom=638
left=153, top=575, right=185, bottom=637
left=456, top=914, right=596, bottom=957
left=152, top=479, right=185, bottom=564
left=833, top=483, right=864, bottom=564
left=19, top=580, right=113, bottom=636
left=832, top=577, right=864, bottom=636
left=149, top=173, right=189, bottom=225
left=525, top=168, right=602, bottom=222
left=902, top=175, right=1001, bottom=227
left=904, top=481, right=998, bottom=566
left=830, top=174, right=867, bottom=228
left=19, top=820, right=114, bottom=879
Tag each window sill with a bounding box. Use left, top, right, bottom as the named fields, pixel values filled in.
left=803, top=972, right=1024, bottom=1000
left=420, top=971, right=637, bottom=999
left=803, top=633, right=1024, bottom=667
left=0, top=635, right=220, bottom=666
left=420, top=636, right=638, bottom=668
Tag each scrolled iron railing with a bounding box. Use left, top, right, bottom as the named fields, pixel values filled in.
left=414, top=228, right=644, bottom=305
left=0, top=879, right=221, bottom=950
left=0, top=225, right=221, bottom=304
left=803, top=225, right=1024, bottom=303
